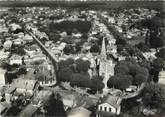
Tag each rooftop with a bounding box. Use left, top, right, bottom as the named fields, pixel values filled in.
left=100, top=95, right=122, bottom=108
left=19, top=104, right=39, bottom=117
left=12, top=78, right=38, bottom=90
left=67, top=107, right=91, bottom=117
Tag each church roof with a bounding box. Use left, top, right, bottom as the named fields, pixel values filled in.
left=100, top=38, right=107, bottom=56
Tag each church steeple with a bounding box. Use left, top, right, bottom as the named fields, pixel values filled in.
left=100, top=37, right=107, bottom=60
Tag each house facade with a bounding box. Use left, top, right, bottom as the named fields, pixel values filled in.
left=12, top=79, right=39, bottom=98
left=158, top=70, right=165, bottom=85
left=96, top=95, right=122, bottom=117
left=9, top=54, right=23, bottom=65
left=98, top=102, right=121, bottom=115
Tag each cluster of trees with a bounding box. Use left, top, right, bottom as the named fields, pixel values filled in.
left=57, top=58, right=104, bottom=91
left=62, top=38, right=87, bottom=55
left=149, top=29, right=164, bottom=49
left=49, top=20, right=91, bottom=35
left=43, top=93, right=66, bottom=117
left=142, top=82, right=165, bottom=108
left=139, top=13, right=165, bottom=49
left=135, top=42, right=150, bottom=52
left=118, top=44, right=144, bottom=60
left=107, top=58, right=149, bottom=90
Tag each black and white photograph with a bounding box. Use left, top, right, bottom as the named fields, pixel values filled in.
left=0, top=0, right=165, bottom=117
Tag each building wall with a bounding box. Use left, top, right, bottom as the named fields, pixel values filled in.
left=98, top=103, right=116, bottom=113
left=0, top=74, right=5, bottom=86
left=5, top=93, right=12, bottom=103
left=159, top=77, right=165, bottom=85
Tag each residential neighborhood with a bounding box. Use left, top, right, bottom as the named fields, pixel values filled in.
left=0, top=0, right=165, bottom=117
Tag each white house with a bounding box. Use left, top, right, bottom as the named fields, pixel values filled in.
left=3, top=40, right=12, bottom=51
left=158, top=70, right=165, bottom=85
left=23, top=34, right=33, bottom=43
left=0, top=68, right=6, bottom=86
left=9, top=54, right=23, bottom=65
left=13, top=38, right=25, bottom=46
left=96, top=95, right=122, bottom=117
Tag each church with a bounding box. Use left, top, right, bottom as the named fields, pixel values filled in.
left=98, top=38, right=115, bottom=88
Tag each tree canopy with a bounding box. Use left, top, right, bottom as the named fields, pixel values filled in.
left=57, top=58, right=104, bottom=91
left=142, top=83, right=165, bottom=108
left=108, top=59, right=149, bottom=90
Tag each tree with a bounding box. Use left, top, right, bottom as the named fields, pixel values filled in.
left=63, top=45, right=74, bottom=55
left=75, top=59, right=90, bottom=73
left=81, top=32, right=88, bottom=40
left=136, top=42, right=150, bottom=52
left=107, top=76, right=118, bottom=88
left=72, top=28, right=79, bottom=34
left=133, top=67, right=148, bottom=85
left=149, top=30, right=164, bottom=49
left=155, top=48, right=165, bottom=60
left=65, top=58, right=74, bottom=66
left=90, top=44, right=100, bottom=53
left=117, top=78, right=132, bottom=91
left=142, top=83, right=165, bottom=108
left=114, top=63, right=130, bottom=75
left=116, top=39, right=127, bottom=46
left=139, top=60, right=151, bottom=70
left=107, top=74, right=132, bottom=90
left=17, top=66, right=27, bottom=75
left=70, top=73, right=91, bottom=88
left=58, top=67, right=73, bottom=82
left=58, top=58, right=74, bottom=68
left=152, top=57, right=164, bottom=72
left=45, top=93, right=67, bottom=117
left=117, top=44, right=125, bottom=52
left=11, top=47, right=26, bottom=56
left=114, top=59, right=148, bottom=87
left=90, top=76, right=104, bottom=91
left=134, top=74, right=147, bottom=85
left=48, top=32, right=60, bottom=42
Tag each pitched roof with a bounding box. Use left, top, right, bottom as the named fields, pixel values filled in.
left=19, top=104, right=38, bottom=117
left=12, top=78, right=38, bottom=90
left=0, top=102, right=11, bottom=114
left=67, top=107, right=91, bottom=117
left=100, top=95, right=122, bottom=108
left=159, top=70, right=165, bottom=78
left=10, top=54, right=22, bottom=60
left=5, top=86, right=16, bottom=94
left=33, top=90, right=53, bottom=105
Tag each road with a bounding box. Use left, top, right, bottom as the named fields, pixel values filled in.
left=26, top=31, right=59, bottom=71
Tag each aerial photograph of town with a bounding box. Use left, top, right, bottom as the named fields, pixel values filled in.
left=0, top=0, right=164, bottom=117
